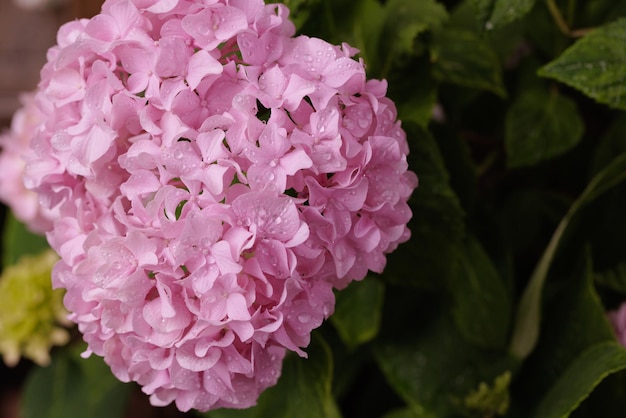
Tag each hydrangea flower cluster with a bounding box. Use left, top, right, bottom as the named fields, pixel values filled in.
left=0, top=250, right=69, bottom=367
left=6, top=0, right=416, bottom=411
left=609, top=302, right=626, bottom=347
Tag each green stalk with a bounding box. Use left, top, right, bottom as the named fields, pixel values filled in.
left=509, top=153, right=626, bottom=359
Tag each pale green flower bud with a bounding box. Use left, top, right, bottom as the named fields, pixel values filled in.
left=0, top=249, right=70, bottom=366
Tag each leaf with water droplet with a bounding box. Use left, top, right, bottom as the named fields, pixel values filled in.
left=539, top=18, right=626, bottom=110
left=431, top=28, right=506, bottom=97
left=469, top=0, right=537, bottom=30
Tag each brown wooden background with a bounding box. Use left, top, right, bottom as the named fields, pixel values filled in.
left=0, top=0, right=102, bottom=127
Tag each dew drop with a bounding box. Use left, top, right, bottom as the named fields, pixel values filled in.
left=297, top=313, right=311, bottom=324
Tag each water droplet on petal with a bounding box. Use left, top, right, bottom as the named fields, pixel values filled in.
left=297, top=313, right=311, bottom=324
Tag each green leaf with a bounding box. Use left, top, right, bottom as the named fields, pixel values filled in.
left=389, top=57, right=439, bottom=128
left=450, top=235, right=511, bottom=349
left=504, top=89, right=584, bottom=168
left=534, top=342, right=626, bottom=418
left=21, top=345, right=131, bottom=418
left=509, top=153, right=626, bottom=360
left=382, top=124, right=465, bottom=288
left=431, top=28, right=506, bottom=97
left=375, top=300, right=517, bottom=418
left=539, top=18, right=626, bottom=109
left=512, top=249, right=617, bottom=415
left=2, top=211, right=49, bottom=267
left=331, top=277, right=384, bottom=350
left=489, top=0, right=536, bottom=29
left=339, top=0, right=447, bottom=78
left=470, top=0, right=537, bottom=30
left=206, top=335, right=340, bottom=418
left=347, top=0, right=387, bottom=73
left=377, top=0, right=448, bottom=76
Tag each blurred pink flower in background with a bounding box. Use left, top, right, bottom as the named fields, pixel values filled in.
left=609, top=302, right=626, bottom=347
left=0, top=0, right=417, bottom=412
left=0, top=93, right=56, bottom=233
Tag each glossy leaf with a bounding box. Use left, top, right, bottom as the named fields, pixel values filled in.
left=509, top=153, right=626, bottom=360
left=534, top=342, right=626, bottom=418
left=21, top=346, right=131, bottom=418
left=510, top=249, right=617, bottom=417
left=375, top=306, right=516, bottom=417
left=331, top=276, right=385, bottom=350
left=382, top=124, right=465, bottom=288
left=505, top=89, right=584, bottom=168
left=539, top=18, right=626, bottom=109
left=470, top=0, right=537, bottom=30
left=450, top=235, right=511, bottom=349
left=2, top=212, right=49, bottom=267
left=431, top=28, right=506, bottom=97
left=377, top=0, right=448, bottom=76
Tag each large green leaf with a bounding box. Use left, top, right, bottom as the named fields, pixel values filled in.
left=539, top=18, right=626, bottom=109
left=509, top=152, right=626, bottom=360
left=470, top=0, right=537, bottom=30
left=206, top=335, right=340, bottom=418
left=375, top=298, right=516, bottom=418
left=534, top=342, right=626, bottom=418
left=377, top=0, right=448, bottom=76
left=21, top=346, right=131, bottom=418
left=331, top=276, right=385, bottom=350
left=512, top=250, right=617, bottom=416
left=505, top=89, right=584, bottom=168
left=388, top=57, right=439, bottom=128
left=450, top=235, right=512, bottom=349
left=2, top=212, right=49, bottom=267
left=382, top=124, right=465, bottom=288
left=431, top=28, right=506, bottom=97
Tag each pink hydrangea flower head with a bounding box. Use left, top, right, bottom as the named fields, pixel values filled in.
left=5, top=0, right=417, bottom=412
left=609, top=302, right=626, bottom=347
left=0, top=93, right=56, bottom=232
